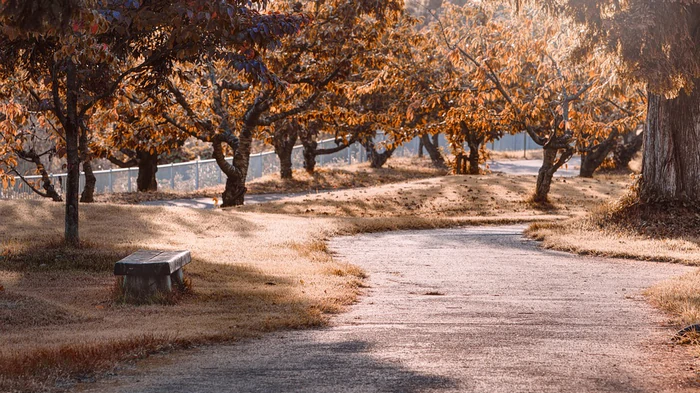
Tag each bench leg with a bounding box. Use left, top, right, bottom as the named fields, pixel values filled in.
left=170, top=268, right=185, bottom=290
left=123, top=275, right=172, bottom=298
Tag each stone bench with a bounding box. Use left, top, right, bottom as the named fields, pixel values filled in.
left=114, top=250, right=191, bottom=298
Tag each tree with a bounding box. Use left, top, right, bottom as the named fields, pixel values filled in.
left=611, top=129, right=643, bottom=172
left=269, top=119, right=299, bottom=180
left=162, top=57, right=323, bottom=206
left=529, top=0, right=700, bottom=202
left=428, top=3, right=627, bottom=202
left=0, top=83, right=64, bottom=201
left=90, top=86, right=189, bottom=192
left=575, top=90, right=646, bottom=177
left=261, top=0, right=405, bottom=178
left=0, top=1, right=308, bottom=245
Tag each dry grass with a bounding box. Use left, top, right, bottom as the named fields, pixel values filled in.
left=0, top=335, right=178, bottom=393
left=0, top=168, right=634, bottom=391
left=0, top=201, right=362, bottom=392
left=526, top=197, right=700, bottom=265
left=237, top=172, right=632, bottom=220
left=95, top=157, right=446, bottom=205
left=646, top=271, right=700, bottom=328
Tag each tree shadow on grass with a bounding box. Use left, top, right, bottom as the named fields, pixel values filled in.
left=0, top=257, right=366, bottom=391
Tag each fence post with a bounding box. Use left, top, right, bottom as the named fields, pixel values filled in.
left=170, top=163, right=175, bottom=190
left=195, top=159, right=200, bottom=190
left=347, top=145, right=351, bottom=164
left=257, top=153, right=263, bottom=177
left=107, top=169, right=112, bottom=193
left=127, top=168, right=132, bottom=192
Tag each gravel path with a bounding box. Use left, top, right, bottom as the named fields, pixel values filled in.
left=75, top=226, right=697, bottom=393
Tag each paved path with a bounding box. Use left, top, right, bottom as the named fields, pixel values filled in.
left=487, top=156, right=581, bottom=177
left=76, top=226, right=696, bottom=393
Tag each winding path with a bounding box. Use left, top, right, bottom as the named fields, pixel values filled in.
left=76, top=226, right=697, bottom=392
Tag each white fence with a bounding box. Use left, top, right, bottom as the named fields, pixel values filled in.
left=2, top=132, right=533, bottom=199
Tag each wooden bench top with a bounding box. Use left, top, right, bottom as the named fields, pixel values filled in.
left=114, top=250, right=191, bottom=276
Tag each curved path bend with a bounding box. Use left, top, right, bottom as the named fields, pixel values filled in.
left=77, top=226, right=698, bottom=393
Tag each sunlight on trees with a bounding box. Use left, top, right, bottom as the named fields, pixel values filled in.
left=0, top=0, right=697, bottom=245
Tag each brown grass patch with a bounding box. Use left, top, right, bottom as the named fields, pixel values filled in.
left=0, top=291, right=87, bottom=331
left=238, top=172, right=631, bottom=220
left=525, top=196, right=700, bottom=265
left=646, top=270, right=700, bottom=328
left=0, top=201, right=359, bottom=391
left=0, top=335, right=179, bottom=393
left=1, top=238, right=133, bottom=272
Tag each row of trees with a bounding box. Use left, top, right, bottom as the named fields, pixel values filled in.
left=0, top=0, right=698, bottom=246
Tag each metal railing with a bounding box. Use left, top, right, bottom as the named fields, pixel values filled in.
left=2, top=132, right=533, bottom=199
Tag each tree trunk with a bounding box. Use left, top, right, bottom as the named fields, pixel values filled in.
left=222, top=176, right=246, bottom=206
left=300, top=132, right=356, bottom=173
left=15, top=149, right=63, bottom=201
left=227, top=126, right=252, bottom=206
left=579, top=131, right=618, bottom=178
left=534, top=147, right=573, bottom=203
left=455, top=154, right=468, bottom=174
left=579, top=153, right=595, bottom=178
left=363, top=139, right=395, bottom=169
left=420, top=134, right=447, bottom=169
left=467, top=144, right=480, bottom=175
left=78, top=108, right=95, bottom=203
left=612, top=131, right=643, bottom=170
left=273, top=122, right=299, bottom=180
left=65, top=132, right=80, bottom=246
left=64, top=61, right=80, bottom=246
left=278, top=146, right=294, bottom=179
left=641, top=87, right=700, bottom=202
left=418, top=138, right=424, bottom=158
left=79, top=159, right=96, bottom=202
left=460, top=122, right=484, bottom=174
left=301, top=136, right=318, bottom=174
left=215, top=123, right=254, bottom=207
left=213, top=131, right=247, bottom=207
left=136, top=150, right=158, bottom=192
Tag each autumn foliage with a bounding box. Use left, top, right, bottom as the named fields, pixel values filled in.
left=1, top=0, right=695, bottom=246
